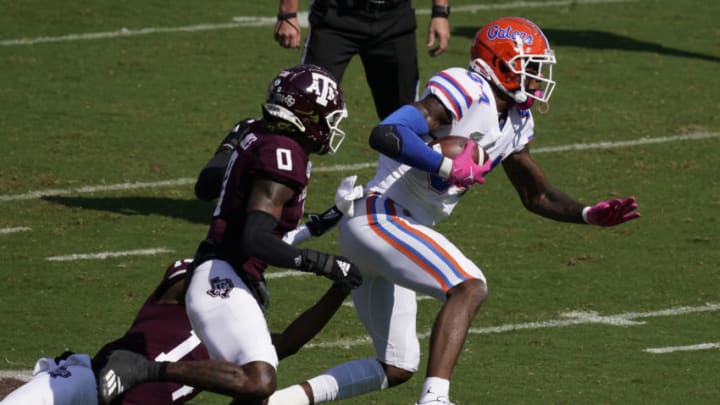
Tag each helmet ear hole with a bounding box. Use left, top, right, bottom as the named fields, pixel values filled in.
left=498, top=60, right=511, bottom=74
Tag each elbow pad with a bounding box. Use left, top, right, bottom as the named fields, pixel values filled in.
left=369, top=105, right=444, bottom=173
left=369, top=124, right=402, bottom=158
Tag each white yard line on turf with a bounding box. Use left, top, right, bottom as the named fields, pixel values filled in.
left=644, top=342, right=720, bottom=354
left=1, top=0, right=639, bottom=46
left=342, top=294, right=433, bottom=308
left=2, top=300, right=716, bottom=381
left=307, top=302, right=720, bottom=349
left=0, top=227, right=31, bottom=235
left=1, top=132, right=717, bottom=203
left=0, top=370, right=31, bottom=381
left=45, top=248, right=173, bottom=262
left=0, top=178, right=195, bottom=202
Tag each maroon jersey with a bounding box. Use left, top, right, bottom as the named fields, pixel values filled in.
left=204, top=121, right=310, bottom=280
left=92, top=259, right=209, bottom=405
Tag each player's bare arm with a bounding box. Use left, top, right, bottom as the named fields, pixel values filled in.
left=272, top=283, right=350, bottom=360
left=275, top=0, right=301, bottom=48
left=246, top=177, right=296, bottom=219
left=427, top=1, right=451, bottom=57
left=502, top=147, right=586, bottom=224
left=157, top=277, right=185, bottom=304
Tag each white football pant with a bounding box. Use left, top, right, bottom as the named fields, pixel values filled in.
left=0, top=354, right=96, bottom=405
left=185, top=259, right=278, bottom=368
left=340, top=194, right=486, bottom=370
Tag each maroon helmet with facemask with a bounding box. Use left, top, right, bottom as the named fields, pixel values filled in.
left=262, top=64, right=348, bottom=155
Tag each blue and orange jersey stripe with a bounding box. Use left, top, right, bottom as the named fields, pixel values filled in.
left=364, top=195, right=474, bottom=291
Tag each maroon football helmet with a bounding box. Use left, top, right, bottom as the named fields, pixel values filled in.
left=263, top=64, right=348, bottom=155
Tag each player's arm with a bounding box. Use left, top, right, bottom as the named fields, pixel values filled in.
left=275, top=0, right=301, bottom=48
left=501, top=147, right=587, bottom=223
left=501, top=146, right=611, bottom=225
left=272, top=283, right=350, bottom=360
left=242, top=177, right=305, bottom=267
left=194, top=151, right=230, bottom=201
left=243, top=179, right=362, bottom=289
left=282, top=205, right=344, bottom=246
left=195, top=121, right=252, bottom=201
left=427, top=1, right=451, bottom=57
left=157, top=277, right=186, bottom=304
left=369, top=95, right=487, bottom=185
left=502, top=148, right=640, bottom=226
left=368, top=95, right=452, bottom=175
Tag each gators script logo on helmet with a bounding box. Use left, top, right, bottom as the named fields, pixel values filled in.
left=470, top=16, right=556, bottom=107
left=263, top=64, right=348, bottom=155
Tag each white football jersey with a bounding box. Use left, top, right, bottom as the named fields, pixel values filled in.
left=366, top=67, right=535, bottom=226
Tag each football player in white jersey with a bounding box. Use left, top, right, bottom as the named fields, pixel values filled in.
left=269, top=16, right=640, bottom=405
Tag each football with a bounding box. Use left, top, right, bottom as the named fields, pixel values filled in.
left=428, top=135, right=489, bottom=164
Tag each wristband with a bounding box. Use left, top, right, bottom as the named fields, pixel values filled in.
left=431, top=5, right=450, bottom=18
left=277, top=12, right=297, bottom=20
left=282, top=224, right=312, bottom=246
left=437, top=157, right=452, bottom=180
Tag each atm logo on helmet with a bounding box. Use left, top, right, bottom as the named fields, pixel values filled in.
left=306, top=72, right=338, bottom=107
left=486, top=24, right=533, bottom=45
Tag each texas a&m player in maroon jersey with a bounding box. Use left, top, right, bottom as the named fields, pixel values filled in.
left=98, top=64, right=363, bottom=404
left=1, top=255, right=351, bottom=405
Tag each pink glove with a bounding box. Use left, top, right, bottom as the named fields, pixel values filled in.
left=583, top=197, right=640, bottom=226
left=448, top=141, right=493, bottom=187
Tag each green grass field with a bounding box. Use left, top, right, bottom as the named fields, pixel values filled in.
left=1, top=0, right=719, bottom=403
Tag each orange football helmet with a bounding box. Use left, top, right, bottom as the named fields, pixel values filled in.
left=470, top=16, right=556, bottom=106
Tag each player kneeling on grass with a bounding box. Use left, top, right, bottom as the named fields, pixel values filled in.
left=1, top=250, right=349, bottom=404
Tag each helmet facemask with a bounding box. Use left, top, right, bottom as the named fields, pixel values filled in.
left=504, top=34, right=556, bottom=105
left=324, top=108, right=348, bottom=155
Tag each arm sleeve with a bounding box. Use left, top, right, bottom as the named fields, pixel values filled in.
left=194, top=148, right=231, bottom=201
left=195, top=119, right=256, bottom=201
left=369, top=105, right=445, bottom=173
left=242, top=210, right=303, bottom=269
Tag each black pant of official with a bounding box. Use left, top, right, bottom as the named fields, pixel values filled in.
left=303, top=0, right=419, bottom=120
